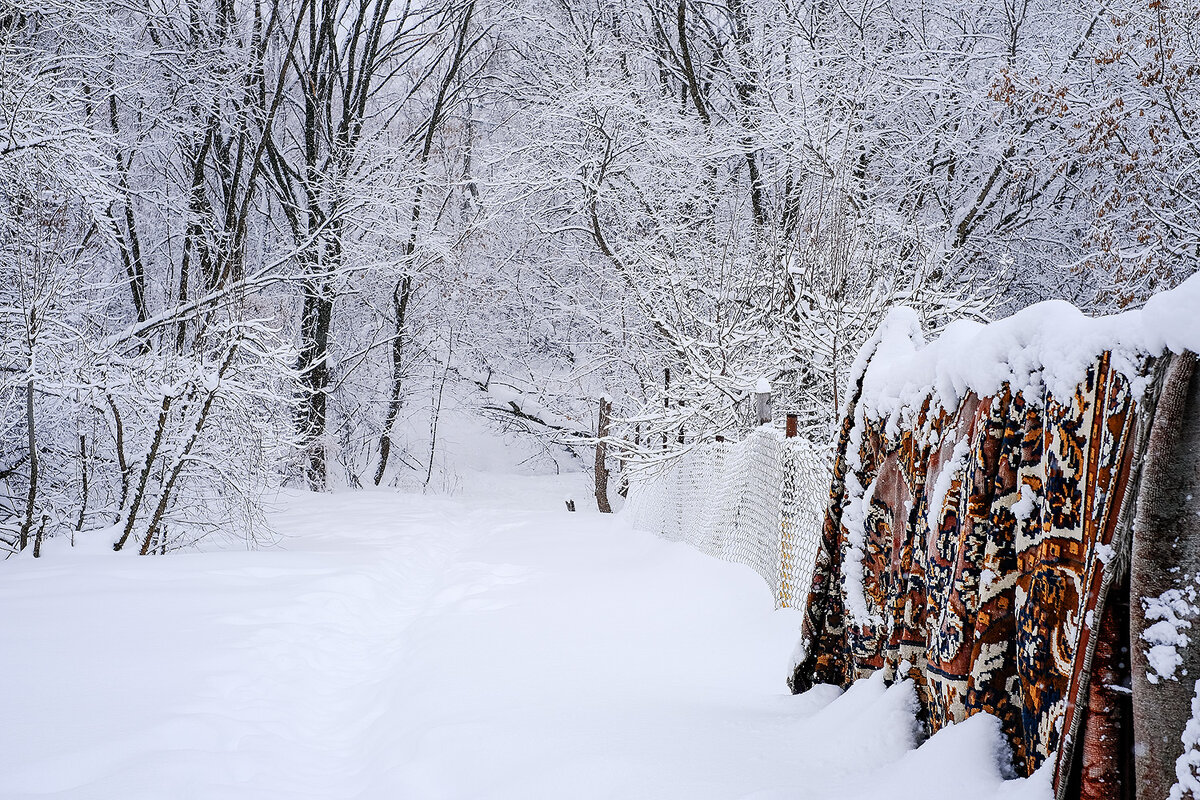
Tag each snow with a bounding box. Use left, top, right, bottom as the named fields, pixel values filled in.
left=854, top=272, right=1200, bottom=421
left=980, top=569, right=995, bottom=587
left=1142, top=584, right=1200, bottom=684
left=927, top=438, right=971, bottom=535
left=0, top=476, right=1048, bottom=800
left=1169, top=681, right=1200, bottom=800
left=840, top=473, right=884, bottom=627
left=1012, top=484, right=1036, bottom=522
left=1143, top=277, right=1200, bottom=356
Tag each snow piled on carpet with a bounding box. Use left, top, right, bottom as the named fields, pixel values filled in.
left=1, top=475, right=1049, bottom=799
left=855, top=271, right=1200, bottom=424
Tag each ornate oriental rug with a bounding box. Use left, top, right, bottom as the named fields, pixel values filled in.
left=791, top=349, right=1154, bottom=798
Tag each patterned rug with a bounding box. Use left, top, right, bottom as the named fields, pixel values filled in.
left=791, top=349, right=1152, bottom=796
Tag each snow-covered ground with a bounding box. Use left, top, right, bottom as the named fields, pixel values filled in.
left=1, top=474, right=1048, bottom=799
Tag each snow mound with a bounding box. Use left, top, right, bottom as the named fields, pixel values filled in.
left=858, top=272, right=1200, bottom=420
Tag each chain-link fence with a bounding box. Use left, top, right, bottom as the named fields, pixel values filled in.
left=622, top=427, right=829, bottom=610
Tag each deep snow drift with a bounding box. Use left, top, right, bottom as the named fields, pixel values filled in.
left=2, top=474, right=1049, bottom=799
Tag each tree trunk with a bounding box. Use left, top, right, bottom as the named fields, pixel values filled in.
left=1131, top=350, right=1200, bottom=800
left=296, top=265, right=333, bottom=490
left=112, top=395, right=172, bottom=552
left=140, top=350, right=236, bottom=554
left=595, top=397, right=612, bottom=513
left=75, top=432, right=88, bottom=538
left=18, top=375, right=37, bottom=551
left=374, top=275, right=412, bottom=485
left=32, top=515, right=46, bottom=558
left=662, top=367, right=669, bottom=449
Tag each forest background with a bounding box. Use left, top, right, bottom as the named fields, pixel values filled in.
left=3, top=0, right=1198, bottom=554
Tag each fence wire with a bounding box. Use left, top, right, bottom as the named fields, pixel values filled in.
left=623, top=428, right=829, bottom=610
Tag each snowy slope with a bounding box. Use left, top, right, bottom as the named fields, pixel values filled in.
left=1, top=477, right=1048, bottom=799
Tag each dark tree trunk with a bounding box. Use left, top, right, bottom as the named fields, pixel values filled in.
left=75, top=433, right=88, bottom=536
left=296, top=263, right=334, bottom=490
left=595, top=397, right=612, bottom=513
left=112, top=395, right=172, bottom=552
left=374, top=275, right=412, bottom=486
left=18, top=375, right=37, bottom=551
left=32, top=514, right=46, bottom=558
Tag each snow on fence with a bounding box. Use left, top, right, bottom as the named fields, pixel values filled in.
left=623, top=426, right=830, bottom=609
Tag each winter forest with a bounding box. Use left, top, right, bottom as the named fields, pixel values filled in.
left=5, top=0, right=1200, bottom=797
left=6, top=0, right=1199, bottom=555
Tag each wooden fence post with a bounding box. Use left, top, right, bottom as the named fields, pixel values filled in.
left=754, top=377, right=772, bottom=426
left=786, top=413, right=798, bottom=438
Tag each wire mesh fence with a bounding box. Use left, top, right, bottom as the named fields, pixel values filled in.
left=622, top=427, right=830, bottom=610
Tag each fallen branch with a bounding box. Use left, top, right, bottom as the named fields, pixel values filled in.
left=482, top=400, right=592, bottom=442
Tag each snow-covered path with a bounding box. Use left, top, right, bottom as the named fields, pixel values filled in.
left=1, top=476, right=1046, bottom=799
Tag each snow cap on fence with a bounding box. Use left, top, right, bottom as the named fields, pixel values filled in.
left=855, top=271, right=1200, bottom=424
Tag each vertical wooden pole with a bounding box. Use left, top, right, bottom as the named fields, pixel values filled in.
left=754, top=377, right=772, bottom=426
left=786, top=413, right=798, bottom=438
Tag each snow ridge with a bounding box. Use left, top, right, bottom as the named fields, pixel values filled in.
left=854, top=273, right=1200, bottom=421
left=841, top=473, right=883, bottom=627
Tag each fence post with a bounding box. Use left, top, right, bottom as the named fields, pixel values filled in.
left=754, top=377, right=772, bottom=426
left=786, top=413, right=798, bottom=439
